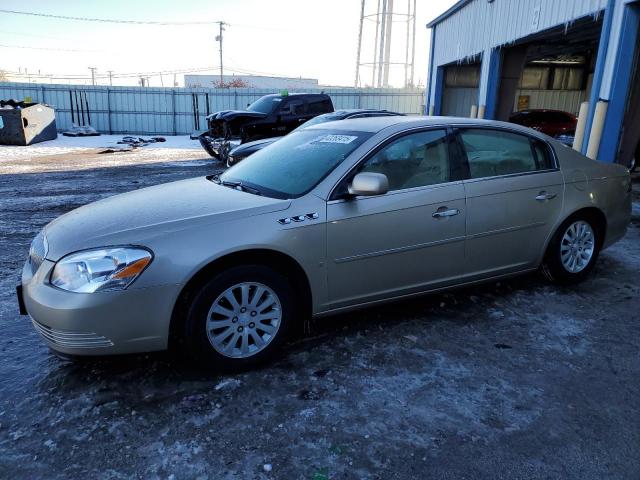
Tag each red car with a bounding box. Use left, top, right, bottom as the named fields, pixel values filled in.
left=509, top=109, right=577, bottom=137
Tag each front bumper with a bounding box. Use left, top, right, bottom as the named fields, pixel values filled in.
left=198, top=134, right=240, bottom=161
left=21, top=259, right=181, bottom=356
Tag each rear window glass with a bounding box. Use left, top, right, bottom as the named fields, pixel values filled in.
left=460, top=129, right=553, bottom=178
left=307, top=98, right=332, bottom=114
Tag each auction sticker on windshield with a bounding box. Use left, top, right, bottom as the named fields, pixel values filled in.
left=313, top=134, right=358, bottom=144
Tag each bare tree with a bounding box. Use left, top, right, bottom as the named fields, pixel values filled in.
left=213, top=78, right=250, bottom=88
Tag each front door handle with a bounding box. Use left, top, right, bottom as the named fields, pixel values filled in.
left=535, top=191, right=557, bottom=201
left=432, top=207, right=460, bottom=218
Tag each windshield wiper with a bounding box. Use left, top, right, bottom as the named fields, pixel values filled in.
left=212, top=175, right=262, bottom=196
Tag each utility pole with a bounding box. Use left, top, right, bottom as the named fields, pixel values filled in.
left=88, top=66, right=97, bottom=86
left=354, top=0, right=365, bottom=87
left=377, top=0, right=387, bottom=87
left=107, top=70, right=114, bottom=86
left=382, top=0, right=394, bottom=87
left=372, top=0, right=381, bottom=87
left=410, top=0, right=416, bottom=87
left=215, top=21, right=227, bottom=87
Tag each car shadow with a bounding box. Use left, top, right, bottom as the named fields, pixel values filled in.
left=38, top=270, right=550, bottom=380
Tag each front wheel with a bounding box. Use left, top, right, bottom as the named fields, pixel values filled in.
left=182, top=265, right=296, bottom=371
left=541, top=216, right=601, bottom=284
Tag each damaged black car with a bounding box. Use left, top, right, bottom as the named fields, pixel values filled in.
left=198, top=92, right=334, bottom=160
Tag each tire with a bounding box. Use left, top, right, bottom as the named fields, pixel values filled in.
left=181, top=265, right=296, bottom=371
left=218, top=141, right=231, bottom=165
left=541, top=215, right=601, bottom=285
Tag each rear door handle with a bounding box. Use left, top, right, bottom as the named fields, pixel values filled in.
left=535, top=192, right=557, bottom=201
left=432, top=208, right=460, bottom=218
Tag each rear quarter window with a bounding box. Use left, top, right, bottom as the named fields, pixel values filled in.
left=308, top=98, right=333, bottom=114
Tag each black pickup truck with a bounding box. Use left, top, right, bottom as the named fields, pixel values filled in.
left=198, top=92, right=334, bottom=160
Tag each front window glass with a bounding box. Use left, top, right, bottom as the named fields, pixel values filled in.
left=247, top=96, right=282, bottom=114
left=221, top=129, right=371, bottom=198
left=358, top=129, right=450, bottom=191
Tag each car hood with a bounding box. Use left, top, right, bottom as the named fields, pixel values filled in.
left=43, top=177, right=290, bottom=260
left=231, top=137, right=279, bottom=154
left=206, top=110, right=267, bottom=122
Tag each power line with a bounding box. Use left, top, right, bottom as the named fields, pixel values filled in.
left=0, top=8, right=220, bottom=25
left=2, top=65, right=221, bottom=81
left=3, top=59, right=311, bottom=84
left=0, top=29, right=69, bottom=40
left=224, top=64, right=306, bottom=81
left=0, top=8, right=287, bottom=31
left=0, top=43, right=100, bottom=53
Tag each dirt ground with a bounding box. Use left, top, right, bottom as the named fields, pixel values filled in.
left=0, top=138, right=639, bottom=479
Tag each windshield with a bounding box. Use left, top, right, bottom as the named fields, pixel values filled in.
left=246, top=96, right=282, bottom=114
left=220, top=129, right=372, bottom=198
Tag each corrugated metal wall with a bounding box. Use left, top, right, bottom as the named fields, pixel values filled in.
left=0, top=83, right=426, bottom=135
left=513, top=89, right=587, bottom=115
left=432, top=0, right=608, bottom=67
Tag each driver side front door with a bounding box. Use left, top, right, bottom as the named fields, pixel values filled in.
left=324, top=129, right=467, bottom=311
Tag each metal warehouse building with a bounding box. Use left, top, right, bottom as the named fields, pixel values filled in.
left=425, top=0, right=639, bottom=166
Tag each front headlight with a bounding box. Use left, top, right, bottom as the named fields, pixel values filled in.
left=50, top=247, right=152, bottom=293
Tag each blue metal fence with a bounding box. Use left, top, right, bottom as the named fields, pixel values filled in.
left=0, top=82, right=425, bottom=135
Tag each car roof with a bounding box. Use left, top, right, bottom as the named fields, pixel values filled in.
left=320, top=108, right=401, bottom=119
left=304, top=115, right=543, bottom=135
left=512, top=109, right=573, bottom=115
left=262, top=93, right=329, bottom=99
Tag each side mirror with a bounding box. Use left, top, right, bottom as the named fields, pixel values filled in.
left=348, top=172, right=389, bottom=197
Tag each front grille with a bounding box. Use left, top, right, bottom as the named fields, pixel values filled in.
left=32, top=320, right=114, bottom=349
left=29, top=231, right=48, bottom=275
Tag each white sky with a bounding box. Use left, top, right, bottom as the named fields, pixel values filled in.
left=0, top=0, right=456, bottom=87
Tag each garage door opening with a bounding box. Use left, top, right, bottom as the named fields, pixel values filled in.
left=495, top=14, right=603, bottom=145
left=617, top=30, right=640, bottom=170
left=441, top=59, right=481, bottom=117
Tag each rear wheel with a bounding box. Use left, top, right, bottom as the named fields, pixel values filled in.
left=182, top=265, right=296, bottom=371
left=541, top=216, right=601, bottom=284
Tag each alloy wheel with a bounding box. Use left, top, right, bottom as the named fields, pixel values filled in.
left=560, top=220, right=595, bottom=273
left=206, top=282, right=282, bottom=358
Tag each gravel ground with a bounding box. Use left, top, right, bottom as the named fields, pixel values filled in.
left=0, top=143, right=639, bottom=479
